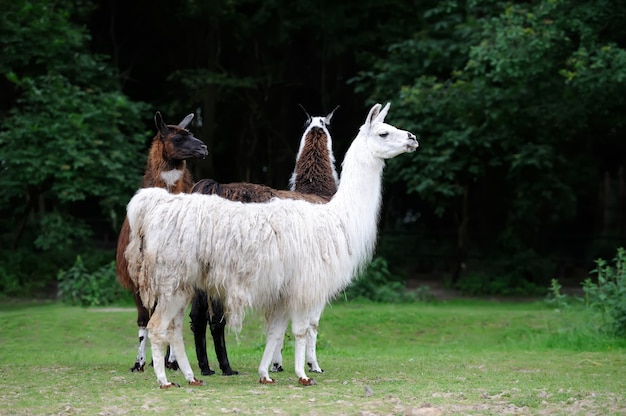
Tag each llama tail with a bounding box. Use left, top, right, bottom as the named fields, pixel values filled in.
left=124, top=188, right=165, bottom=309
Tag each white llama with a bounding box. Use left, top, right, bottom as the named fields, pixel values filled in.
left=189, top=105, right=340, bottom=376
left=125, top=103, right=418, bottom=388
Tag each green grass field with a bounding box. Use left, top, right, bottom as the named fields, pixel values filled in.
left=0, top=299, right=624, bottom=415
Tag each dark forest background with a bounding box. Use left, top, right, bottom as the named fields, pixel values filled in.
left=2, top=0, right=626, bottom=299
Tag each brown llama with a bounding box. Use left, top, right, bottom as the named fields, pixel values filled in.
left=116, top=111, right=207, bottom=372
left=188, top=106, right=339, bottom=378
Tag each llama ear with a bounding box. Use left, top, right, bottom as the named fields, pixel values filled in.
left=325, top=105, right=340, bottom=124
left=298, top=104, right=312, bottom=124
left=366, top=103, right=383, bottom=127
left=178, top=113, right=194, bottom=129
left=154, top=111, right=169, bottom=137
left=375, top=103, right=391, bottom=123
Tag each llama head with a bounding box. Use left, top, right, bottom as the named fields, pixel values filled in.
left=299, top=104, right=339, bottom=132
left=154, top=111, right=208, bottom=160
left=360, top=103, right=418, bottom=159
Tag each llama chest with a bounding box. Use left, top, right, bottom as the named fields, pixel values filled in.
left=160, top=169, right=184, bottom=189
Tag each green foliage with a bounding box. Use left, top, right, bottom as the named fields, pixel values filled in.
left=344, top=257, right=432, bottom=302
left=352, top=0, right=626, bottom=283
left=545, top=278, right=571, bottom=310
left=57, top=256, right=130, bottom=307
left=0, top=248, right=76, bottom=298
left=455, top=248, right=553, bottom=296
left=583, top=247, right=626, bottom=337
left=0, top=0, right=149, bottom=255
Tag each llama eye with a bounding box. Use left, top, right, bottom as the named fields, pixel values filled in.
left=173, top=135, right=183, bottom=144
left=379, top=132, right=389, bottom=138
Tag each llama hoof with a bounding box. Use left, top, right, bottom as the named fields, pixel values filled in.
left=298, top=377, right=317, bottom=386
left=188, top=378, right=204, bottom=386
left=270, top=363, right=284, bottom=372
left=130, top=363, right=145, bottom=372
left=159, top=382, right=180, bottom=389
left=201, top=368, right=216, bottom=376
left=222, top=369, right=239, bottom=376
left=307, top=362, right=324, bottom=373
left=259, top=377, right=276, bottom=384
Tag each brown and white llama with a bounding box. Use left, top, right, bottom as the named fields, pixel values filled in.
left=124, top=103, right=418, bottom=388
left=188, top=106, right=339, bottom=377
left=115, top=111, right=207, bottom=372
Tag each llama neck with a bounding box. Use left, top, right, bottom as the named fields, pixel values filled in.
left=142, top=143, right=191, bottom=193
left=291, top=128, right=338, bottom=199
left=335, top=135, right=385, bottom=201
left=330, top=134, right=385, bottom=247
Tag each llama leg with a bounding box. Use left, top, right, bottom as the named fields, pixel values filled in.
left=209, top=297, right=238, bottom=375
left=189, top=289, right=215, bottom=375
left=270, top=337, right=284, bottom=372
left=131, top=292, right=150, bottom=372
left=147, top=302, right=177, bottom=388
left=306, top=305, right=324, bottom=373
left=292, top=315, right=316, bottom=386
left=169, top=303, right=203, bottom=386
left=165, top=345, right=179, bottom=370
left=258, top=310, right=289, bottom=384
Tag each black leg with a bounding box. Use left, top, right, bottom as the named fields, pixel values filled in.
left=190, top=289, right=215, bottom=375
left=209, top=297, right=238, bottom=375
left=164, top=345, right=179, bottom=371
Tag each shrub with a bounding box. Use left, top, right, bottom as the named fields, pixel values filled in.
left=344, top=257, right=432, bottom=302
left=57, top=256, right=130, bottom=306
left=583, top=247, right=626, bottom=337
left=545, top=278, right=571, bottom=310
left=0, top=248, right=74, bottom=298
left=455, top=249, right=551, bottom=296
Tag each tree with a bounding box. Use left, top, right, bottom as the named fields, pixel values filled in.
left=0, top=0, right=149, bottom=252
left=354, top=0, right=626, bottom=286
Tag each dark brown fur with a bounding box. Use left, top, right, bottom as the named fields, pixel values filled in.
left=191, top=179, right=328, bottom=204
left=290, top=127, right=338, bottom=199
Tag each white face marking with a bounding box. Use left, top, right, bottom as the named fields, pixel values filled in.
left=309, top=116, right=326, bottom=130
left=160, top=169, right=183, bottom=188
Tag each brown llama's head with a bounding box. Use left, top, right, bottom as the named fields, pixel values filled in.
left=154, top=111, right=208, bottom=160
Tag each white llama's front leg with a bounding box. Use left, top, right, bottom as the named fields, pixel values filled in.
left=168, top=305, right=203, bottom=386
left=259, top=309, right=289, bottom=384
left=292, top=315, right=316, bottom=386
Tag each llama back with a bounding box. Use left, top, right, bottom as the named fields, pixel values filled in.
left=192, top=179, right=279, bottom=202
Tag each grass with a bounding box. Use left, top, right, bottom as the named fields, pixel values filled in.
left=0, top=299, right=625, bottom=415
